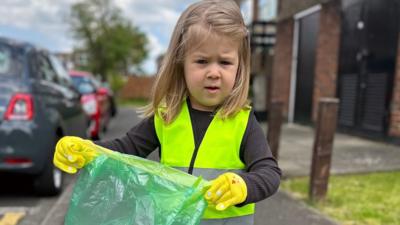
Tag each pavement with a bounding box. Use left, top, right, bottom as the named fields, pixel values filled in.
left=275, top=124, right=400, bottom=178
left=41, top=107, right=400, bottom=225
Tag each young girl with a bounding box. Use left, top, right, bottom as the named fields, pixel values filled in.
left=54, top=0, right=281, bottom=224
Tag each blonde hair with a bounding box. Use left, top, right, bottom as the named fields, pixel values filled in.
left=143, top=0, right=250, bottom=124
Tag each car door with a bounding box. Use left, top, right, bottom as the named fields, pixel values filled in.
left=34, top=52, right=85, bottom=137
left=48, top=54, right=87, bottom=137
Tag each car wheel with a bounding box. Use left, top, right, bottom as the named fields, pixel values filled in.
left=34, top=160, right=63, bottom=196
left=102, top=122, right=108, bottom=133
left=92, top=133, right=101, bottom=141
left=110, top=98, right=117, bottom=117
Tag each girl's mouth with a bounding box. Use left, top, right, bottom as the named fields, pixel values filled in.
left=205, top=86, right=220, bottom=93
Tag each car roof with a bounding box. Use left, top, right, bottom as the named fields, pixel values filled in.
left=0, top=36, right=46, bottom=53
left=69, top=70, right=93, bottom=77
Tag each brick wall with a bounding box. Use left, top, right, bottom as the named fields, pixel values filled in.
left=271, top=18, right=294, bottom=118
left=389, top=35, right=400, bottom=137
left=119, top=75, right=156, bottom=100
left=279, top=0, right=322, bottom=21
left=312, top=1, right=341, bottom=121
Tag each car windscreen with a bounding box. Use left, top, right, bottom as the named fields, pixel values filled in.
left=71, top=76, right=96, bottom=94
left=0, top=44, right=23, bottom=78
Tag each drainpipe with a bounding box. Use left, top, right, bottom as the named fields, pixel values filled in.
left=252, top=0, right=259, bottom=21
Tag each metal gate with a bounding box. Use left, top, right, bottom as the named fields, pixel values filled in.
left=338, top=0, right=399, bottom=134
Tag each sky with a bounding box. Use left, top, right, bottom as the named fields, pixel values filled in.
left=0, top=0, right=256, bottom=75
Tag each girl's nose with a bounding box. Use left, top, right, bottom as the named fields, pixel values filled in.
left=206, top=63, right=221, bottom=79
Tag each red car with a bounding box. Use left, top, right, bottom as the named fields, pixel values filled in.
left=69, top=70, right=112, bottom=140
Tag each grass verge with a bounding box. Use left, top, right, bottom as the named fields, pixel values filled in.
left=281, top=171, right=400, bottom=225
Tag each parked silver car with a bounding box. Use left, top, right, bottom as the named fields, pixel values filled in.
left=0, top=37, right=87, bottom=195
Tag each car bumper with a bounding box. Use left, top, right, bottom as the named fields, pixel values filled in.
left=87, top=113, right=101, bottom=138
left=0, top=120, right=56, bottom=174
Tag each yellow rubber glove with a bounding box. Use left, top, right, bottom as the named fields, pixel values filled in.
left=53, top=136, right=100, bottom=174
left=205, top=172, right=247, bottom=211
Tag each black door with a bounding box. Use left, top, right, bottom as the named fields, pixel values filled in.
left=294, top=11, right=320, bottom=123
left=338, top=0, right=399, bottom=135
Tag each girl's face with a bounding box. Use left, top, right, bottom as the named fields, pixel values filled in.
left=184, top=34, right=239, bottom=111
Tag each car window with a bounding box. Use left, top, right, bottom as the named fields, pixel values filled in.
left=49, top=55, right=72, bottom=86
left=71, top=76, right=96, bottom=94
left=90, top=76, right=102, bottom=88
left=0, top=44, right=23, bottom=77
left=37, top=54, right=58, bottom=83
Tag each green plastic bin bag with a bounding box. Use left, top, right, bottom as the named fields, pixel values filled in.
left=65, top=146, right=210, bottom=225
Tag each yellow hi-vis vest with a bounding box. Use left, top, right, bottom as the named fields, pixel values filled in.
left=154, top=101, right=255, bottom=221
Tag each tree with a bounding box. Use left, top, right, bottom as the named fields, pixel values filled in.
left=69, top=0, right=148, bottom=80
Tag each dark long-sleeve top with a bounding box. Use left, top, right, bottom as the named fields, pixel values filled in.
left=96, top=104, right=281, bottom=205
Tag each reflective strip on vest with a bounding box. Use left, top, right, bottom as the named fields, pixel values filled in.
left=199, top=214, right=254, bottom=225
left=154, top=101, right=255, bottom=220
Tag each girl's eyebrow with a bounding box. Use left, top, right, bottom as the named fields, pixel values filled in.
left=192, top=53, right=207, bottom=58
left=220, top=56, right=236, bottom=60
left=191, top=51, right=210, bottom=57
left=191, top=52, right=237, bottom=60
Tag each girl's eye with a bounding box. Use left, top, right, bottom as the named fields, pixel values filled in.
left=195, top=59, right=207, bottom=64
left=220, top=61, right=232, bottom=65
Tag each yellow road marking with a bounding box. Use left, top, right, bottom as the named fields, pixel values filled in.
left=0, top=212, right=26, bottom=225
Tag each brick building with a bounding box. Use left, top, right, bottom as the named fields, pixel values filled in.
left=270, top=0, right=400, bottom=139
left=119, top=75, right=155, bottom=100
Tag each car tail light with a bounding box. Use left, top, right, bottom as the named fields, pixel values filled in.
left=4, top=93, right=34, bottom=120
left=4, top=157, right=32, bottom=165
left=81, top=94, right=98, bottom=116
